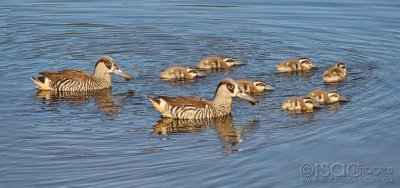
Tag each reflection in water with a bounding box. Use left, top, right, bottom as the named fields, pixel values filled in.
left=34, top=89, right=130, bottom=116
left=153, top=115, right=259, bottom=151
left=283, top=111, right=316, bottom=120
left=277, top=71, right=313, bottom=77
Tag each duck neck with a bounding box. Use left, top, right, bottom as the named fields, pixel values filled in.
left=92, top=68, right=112, bottom=87
left=212, top=90, right=233, bottom=115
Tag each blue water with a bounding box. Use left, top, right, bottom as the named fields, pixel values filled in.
left=1, top=0, right=399, bottom=187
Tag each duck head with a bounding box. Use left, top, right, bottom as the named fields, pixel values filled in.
left=216, top=78, right=258, bottom=105
left=95, top=56, right=133, bottom=81
left=253, top=80, right=274, bottom=92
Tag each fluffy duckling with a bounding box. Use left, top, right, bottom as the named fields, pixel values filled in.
left=236, top=80, right=274, bottom=94
left=276, top=57, right=316, bottom=73
left=281, top=97, right=321, bottom=112
left=323, top=63, right=347, bottom=83
left=306, top=89, right=349, bottom=104
left=197, top=56, right=245, bottom=69
left=146, top=78, right=257, bottom=119
left=160, top=66, right=207, bottom=80
left=31, top=56, right=133, bottom=91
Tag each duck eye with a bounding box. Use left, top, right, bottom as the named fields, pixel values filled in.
left=305, top=100, right=313, bottom=104
left=188, top=70, right=197, bottom=74
left=105, top=61, right=112, bottom=67
left=332, top=94, right=338, bottom=98
left=227, top=84, right=235, bottom=91
left=225, top=58, right=234, bottom=63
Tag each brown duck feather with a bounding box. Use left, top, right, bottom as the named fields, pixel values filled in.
left=39, top=69, right=91, bottom=82
left=158, top=96, right=211, bottom=109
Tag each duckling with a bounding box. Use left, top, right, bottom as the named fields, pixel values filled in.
left=281, top=96, right=321, bottom=112
left=236, top=80, right=274, bottom=94
left=197, top=56, right=245, bottom=69
left=160, top=66, right=207, bottom=80
left=31, top=56, right=133, bottom=91
left=323, top=63, right=347, bottom=83
left=146, top=78, right=258, bottom=119
left=276, top=57, right=316, bottom=73
left=306, top=89, right=349, bottom=104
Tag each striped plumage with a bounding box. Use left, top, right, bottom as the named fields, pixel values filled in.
left=31, top=56, right=133, bottom=91
left=146, top=78, right=257, bottom=119
left=323, top=63, right=347, bottom=83
left=236, top=80, right=274, bottom=94
left=281, top=96, right=321, bottom=112
left=276, top=57, right=316, bottom=72
left=160, top=66, right=207, bottom=80
left=306, top=89, right=349, bottom=104
left=197, top=56, right=245, bottom=70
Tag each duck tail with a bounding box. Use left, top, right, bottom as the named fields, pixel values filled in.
left=31, top=77, right=52, bottom=90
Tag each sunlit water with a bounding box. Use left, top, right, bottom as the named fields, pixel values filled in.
left=1, top=0, right=399, bottom=187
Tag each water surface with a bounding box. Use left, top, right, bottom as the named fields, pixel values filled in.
left=1, top=0, right=399, bottom=187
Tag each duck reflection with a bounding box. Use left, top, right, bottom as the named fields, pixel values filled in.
left=277, top=71, right=313, bottom=77
left=35, top=88, right=131, bottom=115
left=153, top=115, right=259, bottom=149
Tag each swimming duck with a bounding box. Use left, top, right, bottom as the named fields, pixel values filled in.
left=236, top=80, right=274, bottom=94
left=306, top=89, right=349, bottom=104
left=197, top=56, right=245, bottom=69
left=31, top=56, right=133, bottom=91
left=281, top=96, right=321, bottom=112
left=323, top=63, right=347, bottom=83
left=276, top=57, right=316, bottom=73
left=146, top=78, right=257, bottom=119
left=160, top=66, right=207, bottom=80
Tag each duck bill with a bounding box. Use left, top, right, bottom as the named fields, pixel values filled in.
left=113, top=69, right=133, bottom=81
left=339, top=96, right=350, bottom=102
left=234, top=61, right=246, bottom=66
left=264, top=85, right=275, bottom=91
left=310, top=62, right=318, bottom=68
left=196, top=71, right=208, bottom=78
left=313, top=103, right=323, bottom=109
left=237, top=92, right=258, bottom=106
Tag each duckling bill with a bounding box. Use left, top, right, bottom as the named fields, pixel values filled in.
left=31, top=56, right=133, bottom=91
left=160, top=66, right=207, bottom=80
left=146, top=78, right=258, bottom=119
left=197, top=56, right=245, bottom=70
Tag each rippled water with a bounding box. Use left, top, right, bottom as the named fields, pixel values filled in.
left=1, top=0, right=400, bottom=187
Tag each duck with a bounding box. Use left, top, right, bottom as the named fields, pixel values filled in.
left=31, top=56, right=133, bottom=91
left=306, top=89, right=349, bottom=104
left=323, top=63, right=347, bottom=83
left=197, top=56, right=245, bottom=69
left=236, top=80, right=274, bottom=94
left=146, top=78, right=258, bottom=119
left=281, top=96, right=321, bottom=112
left=276, top=57, right=316, bottom=73
left=160, top=66, right=207, bottom=80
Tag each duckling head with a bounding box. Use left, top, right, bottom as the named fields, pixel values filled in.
left=335, top=62, right=347, bottom=75
left=253, top=80, right=274, bottom=92
left=186, top=67, right=208, bottom=78
left=298, top=57, right=317, bottom=69
left=222, top=57, right=246, bottom=67
left=303, top=97, right=321, bottom=109
left=95, top=56, right=133, bottom=81
left=216, top=78, right=258, bottom=105
left=328, top=91, right=349, bottom=102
